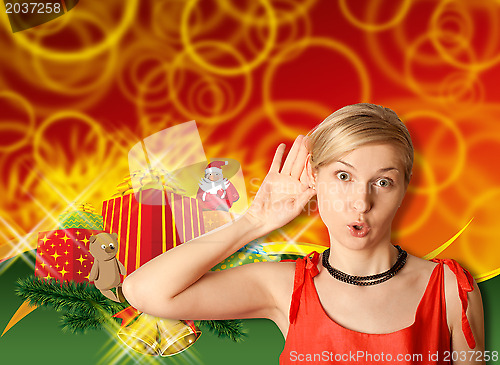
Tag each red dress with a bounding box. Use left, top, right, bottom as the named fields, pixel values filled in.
left=279, top=251, right=476, bottom=364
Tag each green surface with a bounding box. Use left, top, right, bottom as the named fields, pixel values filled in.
left=0, top=251, right=284, bottom=365
left=1, top=251, right=499, bottom=364
left=480, top=275, right=500, bottom=359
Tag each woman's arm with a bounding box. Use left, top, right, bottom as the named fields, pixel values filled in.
left=122, top=135, right=316, bottom=321
left=445, top=266, right=486, bottom=364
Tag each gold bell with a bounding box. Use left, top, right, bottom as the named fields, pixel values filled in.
left=117, top=313, right=160, bottom=355
left=157, top=318, right=202, bottom=356
left=117, top=313, right=201, bottom=357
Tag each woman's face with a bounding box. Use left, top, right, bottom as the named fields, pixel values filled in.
left=311, top=143, right=408, bottom=250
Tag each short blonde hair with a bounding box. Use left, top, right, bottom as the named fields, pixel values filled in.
left=307, top=103, right=413, bottom=185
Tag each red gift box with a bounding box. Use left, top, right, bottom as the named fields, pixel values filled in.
left=102, top=188, right=205, bottom=275
left=35, top=228, right=102, bottom=283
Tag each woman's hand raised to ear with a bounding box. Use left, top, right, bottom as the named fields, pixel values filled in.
left=245, top=135, right=317, bottom=234
left=122, top=134, right=316, bottom=320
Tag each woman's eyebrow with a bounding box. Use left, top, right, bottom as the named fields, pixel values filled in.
left=337, top=160, right=356, bottom=169
left=337, top=160, right=399, bottom=173
left=378, top=167, right=399, bottom=173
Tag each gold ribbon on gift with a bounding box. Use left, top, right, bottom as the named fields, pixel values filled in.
left=62, top=202, right=98, bottom=214
left=112, top=168, right=186, bottom=197
left=113, top=306, right=201, bottom=357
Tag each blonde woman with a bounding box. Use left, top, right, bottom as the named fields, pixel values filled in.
left=122, top=103, right=485, bottom=364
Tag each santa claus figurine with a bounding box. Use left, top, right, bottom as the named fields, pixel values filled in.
left=197, top=161, right=239, bottom=211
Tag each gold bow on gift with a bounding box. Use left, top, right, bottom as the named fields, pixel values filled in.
left=113, top=306, right=201, bottom=357
left=63, top=202, right=98, bottom=214
left=112, top=168, right=186, bottom=198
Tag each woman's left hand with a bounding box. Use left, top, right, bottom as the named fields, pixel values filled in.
left=244, top=135, right=317, bottom=234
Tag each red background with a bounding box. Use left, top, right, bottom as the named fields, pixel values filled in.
left=1, top=0, right=499, bottom=277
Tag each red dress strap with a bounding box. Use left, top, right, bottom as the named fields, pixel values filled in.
left=287, top=251, right=320, bottom=324
left=431, top=258, right=476, bottom=349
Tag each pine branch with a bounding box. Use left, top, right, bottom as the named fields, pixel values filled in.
left=15, top=274, right=128, bottom=317
left=60, top=311, right=109, bottom=334
left=16, top=274, right=248, bottom=342
left=194, top=319, right=248, bottom=342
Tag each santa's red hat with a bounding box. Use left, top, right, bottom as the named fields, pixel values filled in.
left=205, top=160, right=228, bottom=174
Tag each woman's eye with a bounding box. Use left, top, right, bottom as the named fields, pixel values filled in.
left=375, top=178, right=392, bottom=187
left=336, top=172, right=351, bottom=181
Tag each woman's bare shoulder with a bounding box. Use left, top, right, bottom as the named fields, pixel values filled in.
left=396, top=253, right=438, bottom=281
left=406, top=253, right=439, bottom=269
left=434, top=258, right=485, bottom=350
left=404, top=254, right=459, bottom=296
left=256, top=260, right=297, bottom=295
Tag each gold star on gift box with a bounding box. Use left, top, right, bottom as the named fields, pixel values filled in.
left=35, top=228, right=101, bottom=283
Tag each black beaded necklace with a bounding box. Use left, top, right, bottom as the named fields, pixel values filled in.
left=321, top=245, right=408, bottom=286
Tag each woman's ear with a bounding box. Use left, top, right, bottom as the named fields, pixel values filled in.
left=305, top=154, right=317, bottom=189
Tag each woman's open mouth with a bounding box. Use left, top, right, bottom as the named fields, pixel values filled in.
left=347, top=222, right=371, bottom=238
